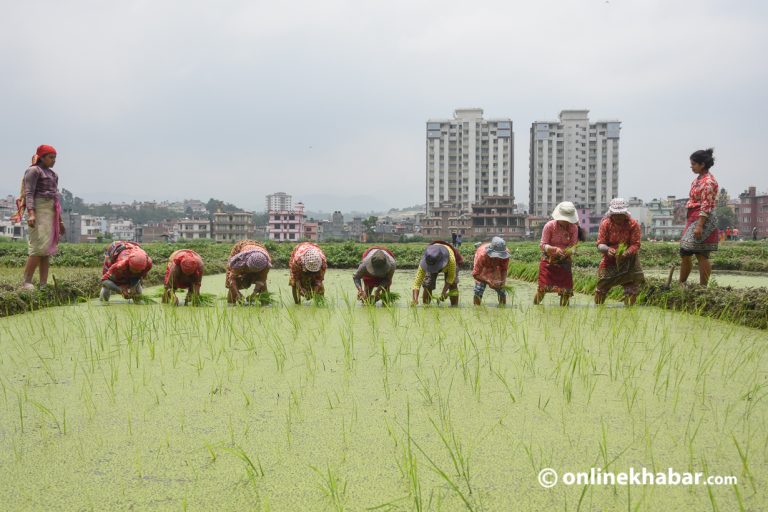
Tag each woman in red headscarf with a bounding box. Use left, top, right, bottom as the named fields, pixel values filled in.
left=162, top=249, right=204, bottom=305
left=100, top=241, right=153, bottom=302
left=14, top=145, right=65, bottom=290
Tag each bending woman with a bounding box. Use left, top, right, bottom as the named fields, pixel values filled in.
left=163, top=249, right=204, bottom=305
left=225, top=240, right=271, bottom=304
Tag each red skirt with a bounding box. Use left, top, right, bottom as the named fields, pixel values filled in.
left=538, top=258, right=573, bottom=296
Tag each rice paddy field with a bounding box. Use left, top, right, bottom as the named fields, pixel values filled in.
left=1, top=269, right=767, bottom=511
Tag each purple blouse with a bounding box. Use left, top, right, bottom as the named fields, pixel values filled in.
left=24, top=165, right=59, bottom=210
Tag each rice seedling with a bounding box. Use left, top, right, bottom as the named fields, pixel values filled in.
left=310, top=463, right=348, bottom=512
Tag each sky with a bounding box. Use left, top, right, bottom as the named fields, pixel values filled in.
left=1, top=0, right=766, bottom=213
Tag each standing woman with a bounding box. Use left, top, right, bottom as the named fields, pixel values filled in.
left=535, top=202, right=579, bottom=306
left=679, top=148, right=719, bottom=286
left=14, top=145, right=65, bottom=290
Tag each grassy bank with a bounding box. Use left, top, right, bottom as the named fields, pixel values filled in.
left=507, top=261, right=768, bottom=330
left=1, top=240, right=767, bottom=271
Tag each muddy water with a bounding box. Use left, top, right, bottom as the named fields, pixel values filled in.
left=0, top=270, right=765, bottom=510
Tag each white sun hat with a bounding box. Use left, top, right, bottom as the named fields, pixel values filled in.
left=551, top=201, right=579, bottom=224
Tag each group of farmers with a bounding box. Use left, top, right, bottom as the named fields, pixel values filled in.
left=17, top=145, right=719, bottom=307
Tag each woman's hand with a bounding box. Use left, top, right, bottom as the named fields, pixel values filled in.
left=27, top=211, right=36, bottom=228
left=59, top=221, right=66, bottom=235
left=607, top=247, right=617, bottom=257
left=694, top=225, right=704, bottom=240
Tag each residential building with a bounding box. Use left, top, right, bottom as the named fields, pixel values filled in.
left=0, top=220, right=25, bottom=240
left=426, top=108, right=514, bottom=214
left=470, top=196, right=527, bottom=239
left=80, top=215, right=108, bottom=242
left=735, top=186, right=768, bottom=239
left=303, top=220, right=319, bottom=241
left=420, top=202, right=471, bottom=239
left=529, top=110, right=621, bottom=217
left=266, top=192, right=293, bottom=213
left=108, top=219, right=136, bottom=242
left=646, top=197, right=684, bottom=240
left=137, top=222, right=174, bottom=243
left=323, top=211, right=347, bottom=240
left=174, top=217, right=212, bottom=240
left=213, top=211, right=256, bottom=242
left=267, top=203, right=305, bottom=242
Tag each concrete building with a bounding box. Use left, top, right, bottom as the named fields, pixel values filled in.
left=470, top=196, right=527, bottom=239
left=174, top=217, right=212, bottom=240
left=529, top=110, right=620, bottom=217
left=646, top=197, right=684, bottom=240
left=420, top=203, right=471, bottom=240
left=80, top=215, right=108, bottom=242
left=735, top=186, right=768, bottom=239
left=213, top=211, right=255, bottom=242
left=0, top=220, right=25, bottom=240
left=266, top=192, right=292, bottom=213
left=426, top=108, right=514, bottom=215
left=108, top=219, right=137, bottom=242
left=267, top=203, right=305, bottom=242
left=137, top=222, right=174, bottom=243
left=323, top=211, right=347, bottom=240
left=303, top=220, right=319, bottom=241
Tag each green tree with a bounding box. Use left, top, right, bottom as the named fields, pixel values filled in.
left=715, top=206, right=737, bottom=230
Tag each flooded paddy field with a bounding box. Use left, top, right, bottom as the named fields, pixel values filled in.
left=1, top=270, right=765, bottom=510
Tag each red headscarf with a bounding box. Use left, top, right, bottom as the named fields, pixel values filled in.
left=128, top=252, right=150, bottom=273
left=36, top=145, right=57, bottom=158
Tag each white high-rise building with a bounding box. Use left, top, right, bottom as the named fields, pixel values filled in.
left=426, top=108, right=514, bottom=214
left=529, top=110, right=621, bottom=217
left=266, top=192, right=292, bottom=213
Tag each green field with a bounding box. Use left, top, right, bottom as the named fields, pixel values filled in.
left=1, top=270, right=765, bottom=510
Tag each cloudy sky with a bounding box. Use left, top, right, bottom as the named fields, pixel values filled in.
left=1, top=0, right=766, bottom=212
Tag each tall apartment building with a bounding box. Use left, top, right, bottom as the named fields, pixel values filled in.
left=529, top=110, right=620, bottom=217
left=426, top=108, right=514, bottom=215
left=266, top=192, right=292, bottom=213
left=736, top=186, right=768, bottom=239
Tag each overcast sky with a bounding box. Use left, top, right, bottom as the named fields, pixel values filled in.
left=1, top=0, right=766, bottom=213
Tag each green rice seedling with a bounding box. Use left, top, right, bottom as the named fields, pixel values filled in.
left=379, top=290, right=400, bottom=306
left=310, top=463, right=348, bottom=512
left=132, top=294, right=158, bottom=305
left=732, top=433, right=756, bottom=493
left=222, top=443, right=265, bottom=480
left=429, top=418, right=473, bottom=496
left=189, top=292, right=219, bottom=307
left=434, top=289, right=459, bottom=305
left=248, top=291, right=275, bottom=307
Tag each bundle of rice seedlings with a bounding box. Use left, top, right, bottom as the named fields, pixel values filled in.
left=189, top=293, right=218, bottom=307
left=247, top=291, right=275, bottom=306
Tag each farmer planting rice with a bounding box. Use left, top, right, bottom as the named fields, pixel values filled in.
left=594, top=198, right=645, bottom=306
left=100, top=241, right=152, bottom=302
left=13, top=145, right=65, bottom=291
left=535, top=201, right=579, bottom=306
left=353, top=247, right=396, bottom=304
left=162, top=249, right=204, bottom=305
left=472, top=236, right=510, bottom=306
left=225, top=240, right=272, bottom=304
left=412, top=241, right=462, bottom=306
left=289, top=242, right=327, bottom=304
left=680, top=148, right=719, bottom=286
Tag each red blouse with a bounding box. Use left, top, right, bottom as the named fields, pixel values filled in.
left=685, top=172, right=719, bottom=214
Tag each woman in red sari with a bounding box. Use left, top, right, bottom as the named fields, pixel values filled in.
left=594, top=198, right=644, bottom=305
left=679, top=148, right=719, bottom=286
left=535, top=202, right=579, bottom=306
